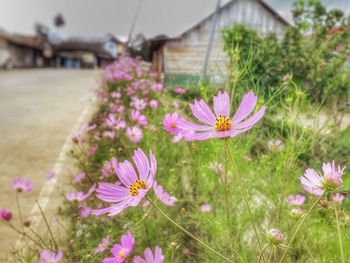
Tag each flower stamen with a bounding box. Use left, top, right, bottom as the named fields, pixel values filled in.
left=129, top=180, right=147, bottom=196
left=119, top=248, right=125, bottom=258
left=215, top=115, right=231, bottom=132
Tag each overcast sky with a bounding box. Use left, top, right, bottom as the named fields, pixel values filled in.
left=0, top=0, right=349, bottom=39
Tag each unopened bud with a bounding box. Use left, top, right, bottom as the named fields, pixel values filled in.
left=23, top=219, right=31, bottom=227
left=289, top=208, right=304, bottom=219
left=170, top=242, right=179, bottom=249
left=267, top=228, right=285, bottom=246
left=320, top=199, right=328, bottom=208
left=282, top=73, right=292, bottom=83
left=0, top=209, right=12, bottom=221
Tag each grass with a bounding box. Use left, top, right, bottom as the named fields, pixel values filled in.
left=56, top=64, right=350, bottom=263
left=8, top=57, right=349, bottom=262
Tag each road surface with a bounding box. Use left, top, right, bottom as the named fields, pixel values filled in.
left=0, top=69, right=100, bottom=261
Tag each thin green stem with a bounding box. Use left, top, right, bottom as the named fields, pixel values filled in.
left=224, top=141, right=263, bottom=253
left=333, top=202, right=345, bottom=263
left=36, top=200, right=58, bottom=251
left=258, top=245, right=269, bottom=263
left=139, top=206, right=151, bottom=246
left=28, top=226, right=52, bottom=250
left=3, top=222, right=44, bottom=249
left=224, top=143, right=230, bottom=222
left=278, top=195, right=323, bottom=263
left=16, top=192, right=24, bottom=230
left=146, top=197, right=235, bottom=263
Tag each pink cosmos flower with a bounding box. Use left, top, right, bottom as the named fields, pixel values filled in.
left=300, top=161, right=345, bottom=196
left=134, top=246, right=164, bottom=263
left=103, top=130, right=116, bottom=139
left=286, top=194, right=305, bottom=206
left=66, top=184, right=96, bottom=202
left=81, top=123, right=97, bottom=133
left=46, top=171, right=56, bottom=181
left=267, top=229, right=284, bottom=246
left=39, top=249, right=63, bottom=263
left=131, top=110, right=148, bottom=126
left=332, top=193, right=345, bottom=206
left=89, top=144, right=99, bottom=155
left=96, top=236, right=111, bottom=254
left=103, top=232, right=134, bottom=263
left=73, top=172, right=86, bottom=184
left=105, top=114, right=126, bottom=131
left=111, top=91, right=122, bottom=99
left=153, top=181, right=176, bottom=206
left=92, top=149, right=156, bottom=216
left=289, top=208, right=304, bottom=218
left=0, top=209, right=12, bottom=221
left=200, top=203, right=212, bottom=213
left=131, top=97, right=147, bottom=111
left=126, top=126, right=143, bottom=143
left=177, top=90, right=266, bottom=140
left=163, top=113, right=183, bottom=135
left=101, top=157, right=119, bottom=178
left=173, top=101, right=179, bottom=109
left=71, top=133, right=85, bottom=144
left=12, top=178, right=33, bottom=193
left=110, top=104, right=125, bottom=114
left=78, top=206, right=92, bottom=219
left=152, top=83, right=163, bottom=91
left=149, top=99, right=158, bottom=109
left=174, top=87, right=186, bottom=94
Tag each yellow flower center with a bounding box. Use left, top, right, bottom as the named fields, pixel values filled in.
left=129, top=180, right=147, bottom=196
left=215, top=115, right=231, bottom=132
left=48, top=261, right=54, bottom=263
left=170, top=122, right=177, bottom=128
left=119, top=249, right=125, bottom=258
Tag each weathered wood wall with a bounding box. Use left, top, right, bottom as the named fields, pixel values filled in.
left=163, top=0, right=287, bottom=78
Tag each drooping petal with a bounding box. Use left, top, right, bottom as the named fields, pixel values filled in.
left=234, top=106, right=266, bottom=130
left=149, top=150, right=157, bottom=180
left=121, top=231, right=134, bottom=250
left=95, top=183, right=129, bottom=203
left=154, top=247, right=163, bottom=263
left=190, top=99, right=216, bottom=125
left=144, top=248, right=154, bottom=262
left=185, top=130, right=216, bottom=141
left=133, top=256, right=146, bottom=263
left=213, top=91, right=230, bottom=117
left=232, top=90, right=258, bottom=123
left=177, top=118, right=213, bottom=132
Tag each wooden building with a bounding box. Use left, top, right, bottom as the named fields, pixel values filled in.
left=52, top=35, right=125, bottom=68
left=150, top=0, right=290, bottom=87
left=0, top=28, right=52, bottom=68
left=0, top=27, right=125, bottom=69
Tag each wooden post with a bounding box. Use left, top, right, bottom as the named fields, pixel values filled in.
left=203, top=0, right=222, bottom=79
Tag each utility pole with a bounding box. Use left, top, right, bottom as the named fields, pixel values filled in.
left=127, top=0, right=144, bottom=47
left=203, top=0, right=222, bottom=79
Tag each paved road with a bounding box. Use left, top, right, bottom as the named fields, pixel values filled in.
left=0, top=69, right=100, bottom=261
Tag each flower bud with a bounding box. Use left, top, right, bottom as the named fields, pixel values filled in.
left=332, top=193, right=345, bottom=206
left=289, top=208, right=304, bottom=219
left=282, top=73, right=292, bottom=83
left=23, top=219, right=31, bottom=227
left=320, top=199, right=328, bottom=208
left=170, top=242, right=179, bottom=249
left=267, top=228, right=284, bottom=246
left=0, top=209, right=12, bottom=221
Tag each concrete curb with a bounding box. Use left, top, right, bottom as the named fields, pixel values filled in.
left=14, top=94, right=97, bottom=251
